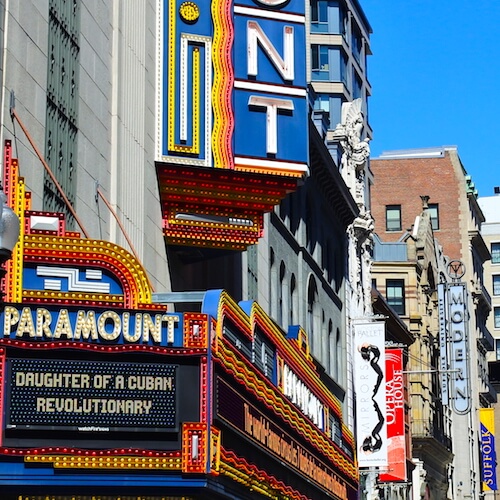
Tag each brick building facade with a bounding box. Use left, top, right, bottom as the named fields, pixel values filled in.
left=370, top=147, right=465, bottom=261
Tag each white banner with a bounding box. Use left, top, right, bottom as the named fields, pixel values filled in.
left=353, top=321, right=387, bottom=467
left=437, top=283, right=449, bottom=405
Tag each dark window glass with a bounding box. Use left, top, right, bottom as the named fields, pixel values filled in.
left=340, top=50, right=348, bottom=86
left=495, top=307, right=500, bottom=329
left=492, top=243, right=500, bottom=264
left=493, top=275, right=500, bottom=296
left=311, top=45, right=329, bottom=80
left=311, top=0, right=328, bottom=24
left=386, top=279, right=405, bottom=315
left=386, top=205, right=402, bottom=231
left=352, top=69, right=362, bottom=99
left=428, top=203, right=439, bottom=230
left=351, top=25, right=362, bottom=63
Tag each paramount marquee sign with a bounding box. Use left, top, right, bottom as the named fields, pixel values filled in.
left=1, top=305, right=181, bottom=346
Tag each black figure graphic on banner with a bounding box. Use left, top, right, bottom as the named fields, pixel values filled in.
left=359, top=343, right=384, bottom=454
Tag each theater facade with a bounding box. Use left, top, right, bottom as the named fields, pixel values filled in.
left=0, top=142, right=358, bottom=499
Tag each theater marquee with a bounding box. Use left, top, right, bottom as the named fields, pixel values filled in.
left=215, top=377, right=349, bottom=499
left=7, top=359, right=178, bottom=433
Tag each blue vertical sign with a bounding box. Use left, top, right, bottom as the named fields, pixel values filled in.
left=161, top=0, right=213, bottom=166
left=233, top=0, right=309, bottom=174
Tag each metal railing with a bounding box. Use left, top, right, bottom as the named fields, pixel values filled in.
left=411, top=418, right=452, bottom=451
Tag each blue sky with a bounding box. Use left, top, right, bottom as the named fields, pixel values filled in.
left=360, top=1, right=499, bottom=197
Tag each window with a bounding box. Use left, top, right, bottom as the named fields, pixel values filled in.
left=278, top=261, right=286, bottom=326
left=289, top=274, right=297, bottom=326
left=312, top=45, right=329, bottom=81
left=314, top=94, right=330, bottom=113
left=495, top=307, right=500, bottom=329
left=340, top=50, right=348, bottom=86
left=496, top=339, right=500, bottom=361
left=307, top=278, right=319, bottom=346
left=492, top=243, right=500, bottom=264
left=311, top=0, right=328, bottom=32
left=386, top=205, right=402, bottom=231
left=493, top=275, right=500, bottom=296
left=329, top=413, right=342, bottom=445
left=351, top=25, right=362, bottom=63
left=386, top=279, right=405, bottom=315
left=352, top=69, right=362, bottom=99
left=339, top=3, right=347, bottom=36
left=428, top=203, right=439, bottom=230
left=310, top=0, right=347, bottom=35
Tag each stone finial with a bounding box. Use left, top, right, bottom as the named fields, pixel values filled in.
left=420, top=195, right=430, bottom=210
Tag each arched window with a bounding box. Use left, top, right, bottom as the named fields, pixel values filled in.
left=321, top=309, right=328, bottom=369
left=269, top=248, right=276, bottom=319
left=335, top=328, right=341, bottom=381
left=307, top=277, right=319, bottom=351
left=328, top=319, right=334, bottom=374
left=278, top=261, right=287, bottom=327
left=289, top=273, right=297, bottom=326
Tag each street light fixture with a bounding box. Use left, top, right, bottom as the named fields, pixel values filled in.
left=0, top=184, right=20, bottom=296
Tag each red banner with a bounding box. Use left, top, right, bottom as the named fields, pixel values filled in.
left=379, top=349, right=406, bottom=482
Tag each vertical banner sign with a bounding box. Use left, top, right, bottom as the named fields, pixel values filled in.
left=480, top=408, right=497, bottom=491
left=379, top=349, right=406, bottom=482
left=437, top=283, right=449, bottom=406
left=447, top=283, right=471, bottom=415
left=233, top=0, right=309, bottom=174
left=353, top=321, right=387, bottom=467
left=160, top=0, right=309, bottom=174
left=162, top=0, right=214, bottom=166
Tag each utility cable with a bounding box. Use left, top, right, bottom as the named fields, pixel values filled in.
left=95, top=183, right=142, bottom=266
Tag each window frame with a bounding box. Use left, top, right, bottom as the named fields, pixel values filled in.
left=351, top=24, right=362, bottom=63
left=314, top=94, right=330, bottom=113
left=311, top=45, right=330, bottom=80
left=428, top=203, right=439, bottom=230
left=386, top=279, right=405, bottom=315
left=493, top=275, right=500, bottom=296
left=495, top=306, right=500, bottom=329
left=340, top=49, right=348, bottom=86
left=386, top=205, right=402, bottom=232
left=339, top=3, right=347, bottom=37
left=492, top=242, right=500, bottom=264
left=311, top=0, right=328, bottom=26
left=352, top=67, right=362, bottom=99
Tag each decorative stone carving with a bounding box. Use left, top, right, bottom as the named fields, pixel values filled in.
left=353, top=206, right=374, bottom=240
left=331, top=98, right=370, bottom=204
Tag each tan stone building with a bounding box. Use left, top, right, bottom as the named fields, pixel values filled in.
left=372, top=199, right=453, bottom=498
